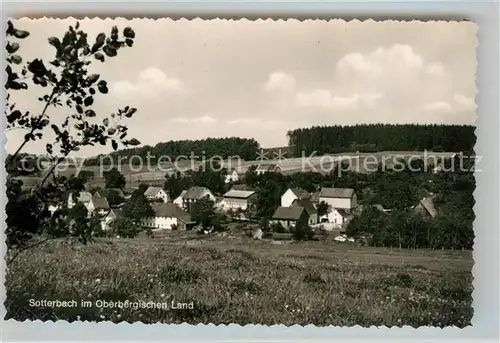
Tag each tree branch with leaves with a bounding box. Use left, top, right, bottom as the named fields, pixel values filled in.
left=5, top=20, right=141, bottom=264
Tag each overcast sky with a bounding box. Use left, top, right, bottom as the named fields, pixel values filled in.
left=6, top=18, right=477, bottom=157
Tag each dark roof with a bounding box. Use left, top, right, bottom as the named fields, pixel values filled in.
left=290, top=188, right=311, bottom=199
left=336, top=209, right=352, bottom=218
left=291, top=198, right=317, bottom=216
left=272, top=206, right=306, bottom=221
left=150, top=203, right=194, bottom=223
left=91, top=195, right=110, bottom=210
left=184, top=186, right=211, bottom=200
left=319, top=187, right=355, bottom=199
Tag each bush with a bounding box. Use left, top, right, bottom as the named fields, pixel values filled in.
left=292, top=219, right=314, bottom=241
left=111, top=217, right=139, bottom=238
left=269, top=222, right=286, bottom=233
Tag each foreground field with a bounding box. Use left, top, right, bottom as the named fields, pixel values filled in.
left=5, top=233, right=473, bottom=326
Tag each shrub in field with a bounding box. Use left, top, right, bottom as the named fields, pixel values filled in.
left=111, top=217, right=139, bottom=238
left=292, top=217, right=314, bottom=241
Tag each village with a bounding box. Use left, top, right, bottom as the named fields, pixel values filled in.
left=55, top=157, right=445, bottom=246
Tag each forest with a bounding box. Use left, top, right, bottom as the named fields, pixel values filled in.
left=286, top=124, right=476, bottom=156
left=83, top=137, right=261, bottom=165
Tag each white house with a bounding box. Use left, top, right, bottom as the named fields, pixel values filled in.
left=222, top=189, right=257, bottom=211
left=67, top=191, right=93, bottom=209
left=318, top=187, right=357, bottom=210
left=224, top=169, right=240, bottom=184
left=87, top=195, right=111, bottom=216
left=281, top=188, right=311, bottom=207
left=255, top=163, right=282, bottom=175
left=144, top=186, right=169, bottom=203
left=175, top=186, right=215, bottom=210
left=141, top=203, right=194, bottom=231
left=320, top=208, right=352, bottom=228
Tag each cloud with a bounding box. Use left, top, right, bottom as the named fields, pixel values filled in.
left=424, top=101, right=453, bottom=113
left=170, top=115, right=216, bottom=124
left=296, top=90, right=383, bottom=110
left=424, top=94, right=476, bottom=113
left=454, top=93, right=476, bottom=110
left=264, top=72, right=296, bottom=91
left=336, top=44, right=443, bottom=79
left=111, top=67, right=184, bottom=98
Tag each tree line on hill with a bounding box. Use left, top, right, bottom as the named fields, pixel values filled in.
left=286, top=124, right=476, bottom=156
left=83, top=137, right=261, bottom=165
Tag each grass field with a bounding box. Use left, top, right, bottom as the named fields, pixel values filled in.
left=5, top=231, right=473, bottom=326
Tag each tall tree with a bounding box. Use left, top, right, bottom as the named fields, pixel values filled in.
left=103, top=167, right=126, bottom=189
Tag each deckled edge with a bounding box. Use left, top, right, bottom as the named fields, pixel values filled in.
left=1, top=16, right=478, bottom=331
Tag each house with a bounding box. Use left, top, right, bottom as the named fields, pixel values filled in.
left=173, top=190, right=187, bottom=207
left=101, top=208, right=122, bottom=231
left=94, top=188, right=126, bottom=199
left=281, top=188, right=311, bottom=207
left=87, top=195, right=111, bottom=216
left=414, top=195, right=438, bottom=218
left=144, top=186, right=169, bottom=203
left=222, top=189, right=257, bottom=211
left=271, top=206, right=309, bottom=230
left=320, top=207, right=353, bottom=228
left=175, top=186, right=216, bottom=210
left=224, top=168, right=240, bottom=184
left=318, top=187, right=357, bottom=210
left=291, top=198, right=318, bottom=225
left=141, top=203, right=195, bottom=231
left=255, top=163, right=282, bottom=175
left=67, top=191, right=93, bottom=209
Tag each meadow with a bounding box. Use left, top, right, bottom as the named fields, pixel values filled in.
left=5, top=231, right=473, bottom=326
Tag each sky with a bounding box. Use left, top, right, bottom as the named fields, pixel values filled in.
left=6, top=18, right=477, bottom=157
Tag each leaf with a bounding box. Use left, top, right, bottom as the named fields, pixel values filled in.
left=75, top=21, right=80, bottom=30
left=47, top=37, right=61, bottom=49
left=123, top=27, right=135, bottom=39
left=97, top=80, right=108, bottom=94
left=46, top=143, right=53, bottom=154
left=125, top=108, right=137, bottom=118
left=27, top=59, right=47, bottom=77
left=49, top=60, right=61, bottom=67
left=7, top=110, right=22, bottom=123
left=108, top=128, right=117, bottom=135
left=6, top=42, right=19, bottom=54
left=76, top=105, right=83, bottom=114
left=6, top=21, right=14, bottom=35
left=124, top=138, right=141, bottom=146
left=103, top=118, right=109, bottom=127
left=112, top=140, right=118, bottom=151
left=89, top=87, right=96, bottom=95
left=13, top=29, right=30, bottom=39
left=84, top=96, right=94, bottom=107
left=86, top=74, right=100, bottom=84
left=95, top=33, right=106, bottom=46
left=125, top=39, right=133, bottom=47
left=103, top=45, right=117, bottom=57
left=94, top=52, right=105, bottom=62
left=85, top=109, right=96, bottom=117
left=11, top=55, right=22, bottom=65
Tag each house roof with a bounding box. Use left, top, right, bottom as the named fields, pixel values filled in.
left=272, top=206, right=306, bottom=221
left=69, top=191, right=92, bottom=203
left=336, top=209, right=352, bottom=218
left=418, top=196, right=438, bottom=218
left=144, top=186, right=164, bottom=197
left=175, top=190, right=187, bottom=200
left=319, top=187, right=355, bottom=199
left=91, top=195, right=110, bottom=210
left=223, top=189, right=256, bottom=199
left=184, top=186, right=211, bottom=200
left=150, top=203, right=194, bottom=223
left=290, top=188, right=311, bottom=199
left=256, top=163, right=281, bottom=171
left=291, top=198, right=317, bottom=215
